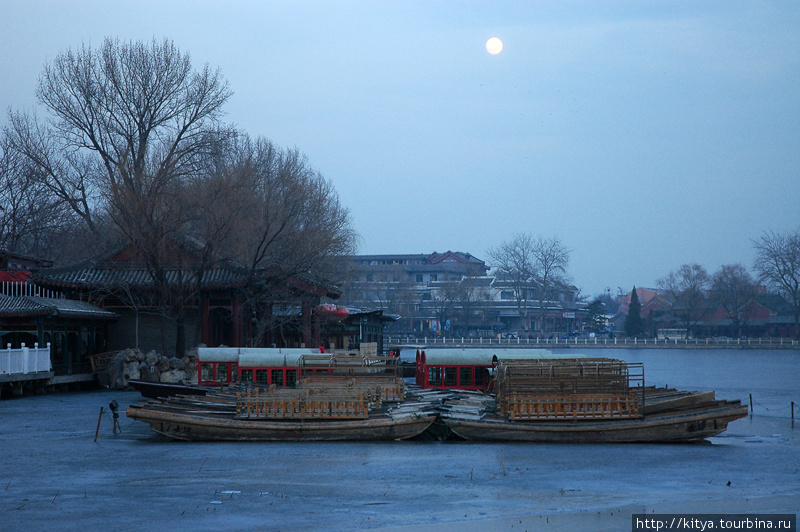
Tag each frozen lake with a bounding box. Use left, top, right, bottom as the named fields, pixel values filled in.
left=1, top=348, right=798, bottom=531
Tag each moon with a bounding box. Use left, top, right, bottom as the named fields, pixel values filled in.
left=486, top=37, right=503, bottom=55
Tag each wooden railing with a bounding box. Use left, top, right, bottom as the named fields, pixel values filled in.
left=502, top=393, right=640, bottom=420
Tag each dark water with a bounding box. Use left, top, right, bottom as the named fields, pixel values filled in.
left=563, top=348, right=800, bottom=419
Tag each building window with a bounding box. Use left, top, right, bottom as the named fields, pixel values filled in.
left=217, top=363, right=228, bottom=382
left=428, top=367, right=442, bottom=386
left=459, top=367, right=474, bottom=387
left=416, top=274, right=423, bottom=283
left=430, top=274, right=438, bottom=282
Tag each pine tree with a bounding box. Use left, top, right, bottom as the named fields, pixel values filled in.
left=624, top=286, right=644, bottom=337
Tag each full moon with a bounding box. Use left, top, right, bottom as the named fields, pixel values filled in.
left=486, top=37, right=503, bottom=55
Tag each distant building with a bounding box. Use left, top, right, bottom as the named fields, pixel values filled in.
left=340, top=251, right=586, bottom=337
left=348, top=251, right=489, bottom=285
left=340, top=252, right=488, bottom=331
left=616, top=287, right=666, bottom=315
left=613, top=287, right=797, bottom=338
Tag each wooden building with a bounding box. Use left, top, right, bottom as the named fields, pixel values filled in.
left=0, top=292, right=117, bottom=376
left=30, top=244, right=341, bottom=356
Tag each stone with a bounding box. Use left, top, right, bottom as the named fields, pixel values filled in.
left=123, top=348, right=143, bottom=362
left=156, top=357, right=170, bottom=372
left=138, top=361, right=159, bottom=382
left=159, top=369, right=186, bottom=384
left=168, top=357, right=187, bottom=371
left=121, top=359, right=141, bottom=386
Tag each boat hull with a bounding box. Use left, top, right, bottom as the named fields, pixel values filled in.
left=127, top=406, right=435, bottom=442
left=443, top=402, right=748, bottom=443
left=128, top=379, right=209, bottom=399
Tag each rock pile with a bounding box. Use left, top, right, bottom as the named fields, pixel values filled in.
left=101, top=347, right=199, bottom=389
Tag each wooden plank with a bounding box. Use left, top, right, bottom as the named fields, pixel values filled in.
left=642, top=391, right=716, bottom=415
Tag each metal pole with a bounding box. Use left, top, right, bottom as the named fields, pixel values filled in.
left=749, top=394, right=753, bottom=414
left=94, top=407, right=104, bottom=442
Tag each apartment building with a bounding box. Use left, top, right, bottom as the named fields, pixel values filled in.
left=339, top=251, right=586, bottom=337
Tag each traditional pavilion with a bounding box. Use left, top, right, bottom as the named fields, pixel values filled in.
left=30, top=243, right=342, bottom=357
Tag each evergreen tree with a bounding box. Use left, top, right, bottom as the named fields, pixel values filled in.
left=624, top=286, right=645, bottom=337
left=586, top=298, right=606, bottom=333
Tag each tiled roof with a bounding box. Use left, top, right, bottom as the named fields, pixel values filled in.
left=351, top=252, right=487, bottom=266
left=31, top=264, right=247, bottom=290
left=0, top=294, right=118, bottom=319
left=31, top=264, right=341, bottom=299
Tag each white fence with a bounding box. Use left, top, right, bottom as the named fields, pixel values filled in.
left=1, top=343, right=52, bottom=375
left=386, top=336, right=800, bottom=349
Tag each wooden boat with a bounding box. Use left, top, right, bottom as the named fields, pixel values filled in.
left=128, top=379, right=209, bottom=399
left=126, top=386, right=436, bottom=442
left=437, top=358, right=749, bottom=443
left=440, top=395, right=748, bottom=443
left=127, top=407, right=435, bottom=442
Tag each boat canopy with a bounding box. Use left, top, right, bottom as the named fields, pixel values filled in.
left=419, top=348, right=583, bottom=367
left=198, top=347, right=239, bottom=362
left=491, top=351, right=587, bottom=364
left=238, top=348, right=321, bottom=368
left=198, top=347, right=322, bottom=366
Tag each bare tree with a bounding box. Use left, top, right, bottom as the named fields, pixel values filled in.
left=710, top=264, right=756, bottom=337
left=489, top=233, right=571, bottom=334
left=658, top=263, right=711, bottom=338
left=0, top=129, right=78, bottom=258
left=6, top=111, right=101, bottom=238
left=450, top=276, right=491, bottom=337
left=201, top=133, right=358, bottom=346
left=487, top=233, right=535, bottom=332
left=13, top=37, right=232, bottom=355
left=753, top=228, right=800, bottom=339
left=429, top=288, right=454, bottom=335
left=530, top=236, right=571, bottom=333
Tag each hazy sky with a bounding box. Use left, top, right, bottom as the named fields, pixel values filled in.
left=2, top=1, right=798, bottom=297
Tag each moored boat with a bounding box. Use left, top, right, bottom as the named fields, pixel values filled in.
left=126, top=390, right=436, bottom=442
left=127, top=355, right=437, bottom=442
left=440, top=398, right=748, bottom=443
left=127, top=404, right=435, bottom=442
left=126, top=356, right=749, bottom=443
left=128, top=379, right=209, bottom=399
left=437, top=357, right=748, bottom=443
